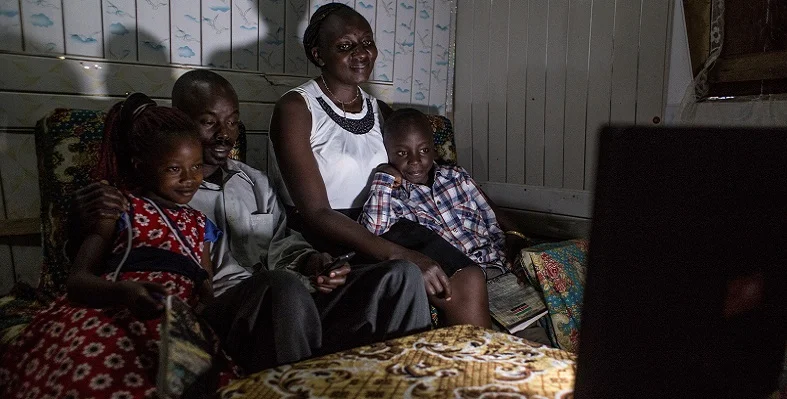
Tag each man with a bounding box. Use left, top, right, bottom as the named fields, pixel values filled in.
left=74, top=70, right=432, bottom=372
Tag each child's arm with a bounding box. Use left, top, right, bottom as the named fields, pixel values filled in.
left=66, top=216, right=166, bottom=318
left=467, top=175, right=530, bottom=265
left=359, top=169, right=403, bottom=235
left=197, top=241, right=215, bottom=309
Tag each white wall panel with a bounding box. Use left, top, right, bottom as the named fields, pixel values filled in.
left=544, top=0, right=568, bottom=188
left=637, top=0, right=671, bottom=126
left=0, top=0, right=23, bottom=52
left=170, top=0, right=201, bottom=65
left=470, top=0, right=489, bottom=181
left=393, top=0, right=416, bottom=105
left=487, top=0, right=508, bottom=183
left=64, top=0, right=103, bottom=57
left=284, top=0, right=309, bottom=75
left=583, top=0, right=615, bottom=190
left=232, top=0, right=259, bottom=70
left=428, top=0, right=450, bottom=114
left=505, top=0, right=527, bottom=184
left=453, top=0, right=473, bottom=169
left=524, top=0, right=546, bottom=186
left=410, top=0, right=433, bottom=110
left=259, top=0, right=285, bottom=73
left=374, top=0, right=395, bottom=81
left=562, top=0, right=591, bottom=190
left=21, top=0, right=64, bottom=54
left=201, top=0, right=232, bottom=68
left=609, top=0, right=641, bottom=124
left=454, top=0, right=671, bottom=213
left=102, top=0, right=137, bottom=61
left=137, top=0, right=172, bottom=64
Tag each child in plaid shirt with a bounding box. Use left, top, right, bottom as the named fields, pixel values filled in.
left=360, top=108, right=530, bottom=328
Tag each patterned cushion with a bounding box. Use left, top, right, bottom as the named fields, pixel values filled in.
left=218, top=325, right=576, bottom=398
left=34, top=108, right=247, bottom=294
left=516, top=239, right=588, bottom=353
left=0, top=283, right=54, bottom=354
left=35, top=109, right=107, bottom=293
left=427, top=114, right=457, bottom=166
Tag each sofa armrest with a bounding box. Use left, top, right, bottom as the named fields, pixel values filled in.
left=0, top=218, right=40, bottom=237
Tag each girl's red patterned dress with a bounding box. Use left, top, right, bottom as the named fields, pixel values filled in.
left=0, top=194, right=238, bottom=399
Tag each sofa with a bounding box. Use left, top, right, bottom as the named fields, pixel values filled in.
left=0, top=107, right=587, bottom=397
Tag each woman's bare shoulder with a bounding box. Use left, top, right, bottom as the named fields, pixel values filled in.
left=276, top=90, right=307, bottom=110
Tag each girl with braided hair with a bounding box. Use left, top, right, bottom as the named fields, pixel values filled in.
left=0, top=93, right=238, bottom=398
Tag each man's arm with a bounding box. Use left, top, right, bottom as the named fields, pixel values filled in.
left=67, top=182, right=128, bottom=259
left=359, top=171, right=403, bottom=236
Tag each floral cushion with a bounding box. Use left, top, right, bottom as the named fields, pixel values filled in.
left=516, top=239, right=588, bottom=352
left=35, top=109, right=107, bottom=294
left=427, top=114, right=457, bottom=166
left=34, top=108, right=247, bottom=294
left=219, top=325, right=576, bottom=398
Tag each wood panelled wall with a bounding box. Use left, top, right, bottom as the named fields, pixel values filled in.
left=454, top=0, right=673, bottom=220
left=0, top=0, right=456, bottom=293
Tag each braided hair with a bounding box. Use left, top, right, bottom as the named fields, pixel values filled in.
left=303, top=3, right=363, bottom=67
left=94, top=93, right=200, bottom=190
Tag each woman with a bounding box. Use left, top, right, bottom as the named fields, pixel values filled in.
left=270, top=3, right=490, bottom=323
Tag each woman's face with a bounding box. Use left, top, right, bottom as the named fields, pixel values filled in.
left=315, top=13, right=377, bottom=85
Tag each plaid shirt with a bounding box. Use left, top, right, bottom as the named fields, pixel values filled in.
left=360, top=164, right=507, bottom=267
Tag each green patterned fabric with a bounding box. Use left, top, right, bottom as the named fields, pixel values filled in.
left=35, top=109, right=107, bottom=294
left=516, top=239, right=588, bottom=352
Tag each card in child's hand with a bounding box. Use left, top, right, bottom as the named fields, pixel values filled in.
left=157, top=295, right=214, bottom=398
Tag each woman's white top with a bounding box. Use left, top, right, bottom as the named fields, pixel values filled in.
left=270, top=79, right=387, bottom=210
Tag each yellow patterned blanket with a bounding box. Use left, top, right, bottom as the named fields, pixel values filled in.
left=219, top=325, right=576, bottom=398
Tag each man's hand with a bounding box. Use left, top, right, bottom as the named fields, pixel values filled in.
left=400, top=249, right=452, bottom=300
left=306, top=252, right=350, bottom=294
left=73, top=181, right=128, bottom=231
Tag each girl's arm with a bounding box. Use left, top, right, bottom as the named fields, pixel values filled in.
left=198, top=242, right=215, bottom=307
left=269, top=93, right=451, bottom=299
left=66, top=216, right=165, bottom=318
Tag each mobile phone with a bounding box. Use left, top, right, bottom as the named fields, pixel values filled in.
left=320, top=252, right=355, bottom=275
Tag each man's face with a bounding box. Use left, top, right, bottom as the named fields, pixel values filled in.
left=385, top=122, right=436, bottom=185
left=182, top=85, right=240, bottom=168
left=144, top=137, right=204, bottom=205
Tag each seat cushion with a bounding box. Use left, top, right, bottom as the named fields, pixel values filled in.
left=516, top=239, right=588, bottom=352
left=35, top=109, right=107, bottom=293
left=427, top=114, right=457, bottom=166
left=218, top=325, right=575, bottom=398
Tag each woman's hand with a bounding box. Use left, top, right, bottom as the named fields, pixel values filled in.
left=73, top=181, right=128, bottom=231
left=376, top=164, right=402, bottom=179
left=306, top=252, right=351, bottom=294
left=400, top=249, right=452, bottom=300
left=376, top=164, right=403, bottom=188
left=117, top=280, right=167, bottom=320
